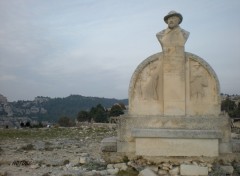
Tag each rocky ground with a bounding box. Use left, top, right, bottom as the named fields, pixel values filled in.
left=0, top=123, right=240, bottom=176
left=0, top=124, right=131, bottom=176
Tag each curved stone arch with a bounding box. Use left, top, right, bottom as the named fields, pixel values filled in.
left=128, top=52, right=162, bottom=101
left=186, top=52, right=220, bottom=99
left=128, top=52, right=221, bottom=115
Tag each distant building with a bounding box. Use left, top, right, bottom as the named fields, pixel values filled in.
left=0, top=94, right=8, bottom=104
left=34, top=96, right=50, bottom=103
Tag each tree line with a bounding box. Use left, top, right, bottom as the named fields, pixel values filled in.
left=58, top=103, right=126, bottom=127
left=7, top=94, right=127, bottom=122
left=221, top=97, right=240, bottom=118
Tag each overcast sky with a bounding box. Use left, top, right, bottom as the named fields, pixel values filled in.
left=0, top=0, right=239, bottom=102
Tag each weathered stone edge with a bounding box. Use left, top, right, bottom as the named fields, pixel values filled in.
left=132, top=128, right=222, bottom=139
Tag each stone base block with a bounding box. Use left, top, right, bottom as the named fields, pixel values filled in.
left=135, top=138, right=218, bottom=156
left=180, top=164, right=208, bottom=176
left=117, top=141, right=135, bottom=153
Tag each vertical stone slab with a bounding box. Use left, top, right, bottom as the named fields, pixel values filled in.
left=157, top=27, right=189, bottom=115
left=163, top=51, right=186, bottom=115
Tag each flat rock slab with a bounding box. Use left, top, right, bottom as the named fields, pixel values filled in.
left=232, top=140, right=240, bottom=153
left=180, top=164, right=208, bottom=176
left=135, top=138, right=218, bottom=156
left=139, top=168, right=158, bottom=176
left=101, top=137, right=117, bottom=152
left=220, top=166, right=234, bottom=174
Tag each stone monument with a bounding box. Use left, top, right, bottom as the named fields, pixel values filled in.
left=102, top=11, right=232, bottom=159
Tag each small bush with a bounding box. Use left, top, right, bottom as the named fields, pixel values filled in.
left=209, top=164, right=226, bottom=176
left=84, top=161, right=106, bottom=171
left=63, top=160, right=70, bottom=165
left=44, top=141, right=52, bottom=146
left=42, top=173, right=51, bottom=176
left=58, top=116, right=75, bottom=127
left=44, top=147, right=54, bottom=151
left=21, top=144, right=34, bottom=151
left=233, top=163, right=240, bottom=175
left=117, top=168, right=139, bottom=176
left=122, top=156, right=129, bottom=163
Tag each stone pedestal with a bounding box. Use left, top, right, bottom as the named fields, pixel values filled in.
left=158, top=28, right=188, bottom=116
left=117, top=115, right=232, bottom=156
left=133, top=129, right=220, bottom=156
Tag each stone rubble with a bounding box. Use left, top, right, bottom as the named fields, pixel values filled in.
left=220, top=165, right=234, bottom=175
left=1, top=147, right=240, bottom=176
left=0, top=127, right=240, bottom=176
left=139, top=168, right=158, bottom=176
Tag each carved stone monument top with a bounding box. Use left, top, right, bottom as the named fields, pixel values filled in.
left=157, top=10, right=189, bottom=49
left=128, top=10, right=220, bottom=116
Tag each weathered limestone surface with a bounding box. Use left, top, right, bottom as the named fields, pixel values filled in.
left=139, top=168, right=158, bottom=176
left=135, top=138, right=218, bottom=156
left=128, top=52, right=220, bottom=116
left=132, top=128, right=221, bottom=156
left=117, top=115, right=231, bottom=154
left=131, top=129, right=222, bottom=139
left=100, top=137, right=117, bottom=152
left=180, top=164, right=208, bottom=176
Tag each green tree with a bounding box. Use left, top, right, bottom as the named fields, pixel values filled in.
left=236, top=102, right=240, bottom=117
left=221, top=97, right=237, bottom=117
left=221, top=97, right=236, bottom=112
left=25, top=121, right=31, bottom=127
left=77, top=110, right=90, bottom=122
left=119, top=103, right=126, bottom=110
left=110, top=104, right=124, bottom=117
left=58, top=116, right=75, bottom=127
left=90, top=104, right=108, bottom=123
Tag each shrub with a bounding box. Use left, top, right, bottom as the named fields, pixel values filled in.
left=58, top=116, right=75, bottom=127
left=21, top=144, right=34, bottom=151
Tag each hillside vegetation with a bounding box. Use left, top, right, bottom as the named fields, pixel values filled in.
left=6, top=95, right=128, bottom=122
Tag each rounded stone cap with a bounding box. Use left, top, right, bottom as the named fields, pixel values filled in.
left=164, top=10, right=183, bottom=24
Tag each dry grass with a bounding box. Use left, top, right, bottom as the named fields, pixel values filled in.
left=0, top=126, right=116, bottom=140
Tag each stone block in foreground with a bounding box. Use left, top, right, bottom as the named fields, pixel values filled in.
left=139, top=168, right=158, bottom=176
left=180, top=164, right=208, bottom=176
left=100, top=137, right=117, bottom=152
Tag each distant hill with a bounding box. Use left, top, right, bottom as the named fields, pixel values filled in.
left=2, top=95, right=128, bottom=122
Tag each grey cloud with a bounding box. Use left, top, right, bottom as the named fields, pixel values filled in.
left=0, top=0, right=239, bottom=101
